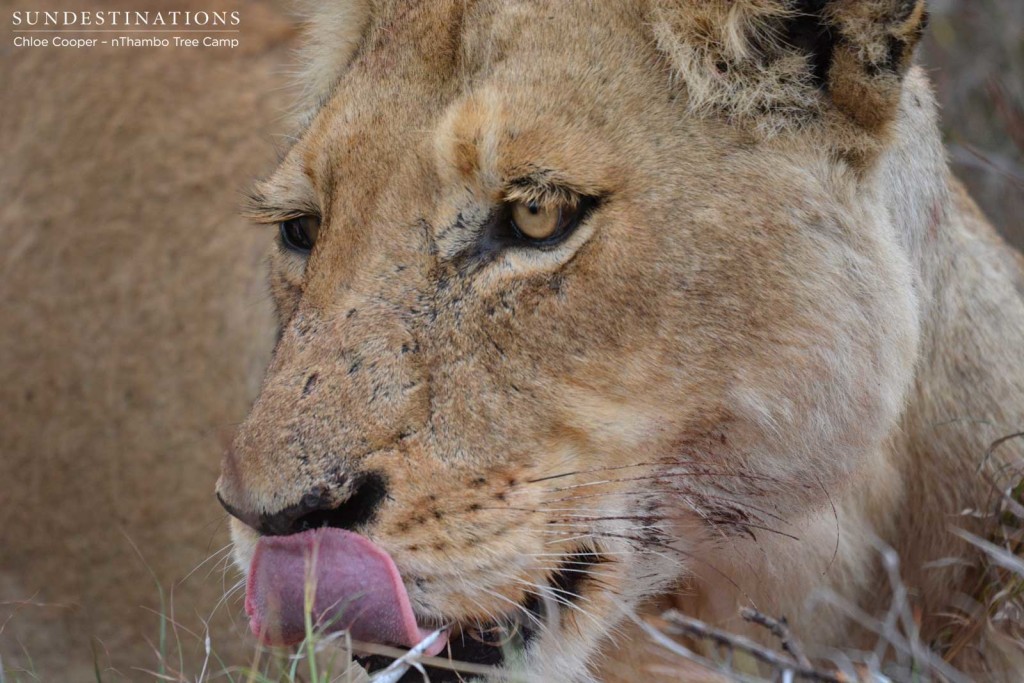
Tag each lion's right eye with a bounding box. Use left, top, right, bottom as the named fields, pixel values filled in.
left=279, top=216, right=320, bottom=254
left=504, top=197, right=595, bottom=248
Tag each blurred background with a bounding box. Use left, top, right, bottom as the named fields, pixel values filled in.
left=0, top=0, right=1021, bottom=680
left=923, top=0, right=1024, bottom=247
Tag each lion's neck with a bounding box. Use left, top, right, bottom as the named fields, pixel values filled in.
left=876, top=68, right=1024, bottom=628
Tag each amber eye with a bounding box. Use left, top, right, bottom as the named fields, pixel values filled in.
left=511, top=201, right=562, bottom=241
left=279, top=215, right=320, bottom=253
left=506, top=197, right=596, bottom=247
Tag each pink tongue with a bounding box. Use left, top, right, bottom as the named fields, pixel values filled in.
left=245, top=528, right=446, bottom=656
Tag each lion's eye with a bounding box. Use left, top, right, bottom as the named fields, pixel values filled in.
left=279, top=216, right=320, bottom=253
left=511, top=201, right=561, bottom=240
left=509, top=200, right=588, bottom=245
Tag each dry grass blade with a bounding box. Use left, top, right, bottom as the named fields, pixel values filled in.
left=952, top=527, right=1024, bottom=576
left=660, top=609, right=845, bottom=683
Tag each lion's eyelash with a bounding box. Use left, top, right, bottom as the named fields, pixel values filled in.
left=504, top=183, right=581, bottom=210
left=503, top=170, right=605, bottom=210
left=243, top=188, right=320, bottom=225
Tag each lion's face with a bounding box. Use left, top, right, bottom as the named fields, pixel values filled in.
left=218, top=0, right=926, bottom=678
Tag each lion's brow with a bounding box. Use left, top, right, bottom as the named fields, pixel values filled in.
left=242, top=185, right=319, bottom=225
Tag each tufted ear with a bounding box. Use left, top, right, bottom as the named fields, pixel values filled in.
left=652, top=0, right=929, bottom=139
left=811, top=0, right=928, bottom=131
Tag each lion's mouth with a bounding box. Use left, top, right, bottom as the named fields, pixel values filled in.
left=359, top=550, right=603, bottom=681
left=246, top=527, right=601, bottom=679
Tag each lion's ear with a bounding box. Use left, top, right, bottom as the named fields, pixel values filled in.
left=814, top=0, right=928, bottom=131
left=652, top=0, right=928, bottom=136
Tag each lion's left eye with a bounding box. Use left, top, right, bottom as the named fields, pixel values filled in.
left=508, top=200, right=589, bottom=246
left=279, top=215, right=320, bottom=254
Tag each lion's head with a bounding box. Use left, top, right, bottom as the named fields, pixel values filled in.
left=217, top=1, right=935, bottom=679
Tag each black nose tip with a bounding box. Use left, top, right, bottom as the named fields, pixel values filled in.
left=218, top=472, right=389, bottom=537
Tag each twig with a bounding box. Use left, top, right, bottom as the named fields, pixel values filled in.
left=354, top=636, right=527, bottom=682
left=622, top=608, right=765, bottom=683
left=661, top=609, right=845, bottom=682
left=741, top=608, right=813, bottom=669
left=370, top=629, right=444, bottom=683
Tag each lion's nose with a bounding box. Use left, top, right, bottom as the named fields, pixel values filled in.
left=217, top=472, right=389, bottom=537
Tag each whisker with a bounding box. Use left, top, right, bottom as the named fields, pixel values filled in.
left=504, top=578, right=605, bottom=631
left=584, top=531, right=753, bottom=601
left=535, top=470, right=794, bottom=495
left=181, top=542, right=235, bottom=584
left=525, top=551, right=636, bottom=558
left=534, top=492, right=792, bottom=527
left=524, top=460, right=667, bottom=485
left=476, top=586, right=545, bottom=631
left=531, top=565, right=614, bottom=579
left=208, top=578, right=246, bottom=624
left=544, top=533, right=598, bottom=546
left=506, top=577, right=587, bottom=610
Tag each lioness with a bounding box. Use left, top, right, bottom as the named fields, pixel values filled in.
left=216, top=1, right=1024, bottom=680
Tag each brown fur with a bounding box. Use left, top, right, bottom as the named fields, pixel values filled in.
left=218, top=1, right=1023, bottom=681
left=3, top=1, right=1022, bottom=681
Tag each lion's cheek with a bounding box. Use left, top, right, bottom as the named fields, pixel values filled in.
left=729, top=274, right=920, bottom=491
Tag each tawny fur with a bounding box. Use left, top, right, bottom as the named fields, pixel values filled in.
left=3, top=1, right=1022, bottom=681
left=218, top=1, right=1024, bottom=681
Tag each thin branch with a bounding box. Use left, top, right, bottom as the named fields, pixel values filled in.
left=369, top=629, right=444, bottom=683
left=740, top=608, right=813, bottom=669
left=660, top=609, right=845, bottom=683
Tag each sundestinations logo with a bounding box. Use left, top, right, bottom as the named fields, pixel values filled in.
left=10, top=9, right=242, bottom=49
left=11, top=10, right=241, bottom=28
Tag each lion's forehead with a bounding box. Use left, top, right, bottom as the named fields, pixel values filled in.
left=302, top=1, right=664, bottom=181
